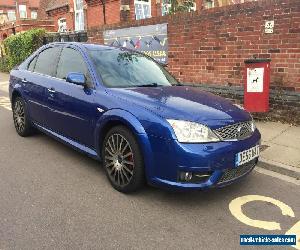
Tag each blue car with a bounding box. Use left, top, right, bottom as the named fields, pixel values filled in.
left=9, top=42, right=261, bottom=193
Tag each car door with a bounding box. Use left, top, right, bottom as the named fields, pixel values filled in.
left=22, top=46, right=61, bottom=126
left=45, top=46, right=98, bottom=148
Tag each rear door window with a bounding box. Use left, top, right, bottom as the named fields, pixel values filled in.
left=27, top=56, right=37, bottom=72
left=34, top=47, right=61, bottom=77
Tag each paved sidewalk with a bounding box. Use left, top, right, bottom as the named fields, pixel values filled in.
left=0, top=72, right=9, bottom=93
left=256, top=121, right=300, bottom=175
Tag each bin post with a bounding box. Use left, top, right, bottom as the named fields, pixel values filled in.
left=244, top=58, right=271, bottom=112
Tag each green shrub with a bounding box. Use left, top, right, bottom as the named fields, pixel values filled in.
left=3, top=28, right=46, bottom=71
left=0, top=57, right=9, bottom=72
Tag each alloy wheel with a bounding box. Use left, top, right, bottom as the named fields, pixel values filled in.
left=13, top=100, right=25, bottom=133
left=104, top=133, right=135, bottom=187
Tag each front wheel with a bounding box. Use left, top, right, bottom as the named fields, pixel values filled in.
left=102, top=126, right=145, bottom=193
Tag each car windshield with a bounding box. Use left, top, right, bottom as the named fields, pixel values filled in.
left=87, top=47, right=179, bottom=88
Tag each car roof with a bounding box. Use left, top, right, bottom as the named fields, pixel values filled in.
left=45, top=42, right=120, bottom=51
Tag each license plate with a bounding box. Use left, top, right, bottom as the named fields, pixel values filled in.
left=235, top=145, right=259, bottom=167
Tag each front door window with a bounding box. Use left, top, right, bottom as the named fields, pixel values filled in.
left=74, top=0, right=84, bottom=31
left=134, top=0, right=151, bottom=20
left=19, top=5, right=27, bottom=18
left=58, top=18, right=67, bottom=32
left=162, top=0, right=171, bottom=16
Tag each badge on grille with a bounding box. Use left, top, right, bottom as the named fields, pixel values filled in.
left=237, top=126, right=246, bottom=138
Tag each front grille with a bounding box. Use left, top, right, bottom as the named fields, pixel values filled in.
left=218, top=159, right=257, bottom=184
left=214, top=121, right=254, bottom=141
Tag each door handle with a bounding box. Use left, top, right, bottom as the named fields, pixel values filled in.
left=22, top=78, right=28, bottom=83
left=48, top=88, right=56, bottom=93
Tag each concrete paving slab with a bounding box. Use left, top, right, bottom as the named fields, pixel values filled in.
left=260, top=142, right=300, bottom=168
left=0, top=72, right=9, bottom=81
left=0, top=83, right=8, bottom=93
left=0, top=73, right=9, bottom=93
left=272, top=126, right=300, bottom=150
left=256, top=121, right=291, bottom=142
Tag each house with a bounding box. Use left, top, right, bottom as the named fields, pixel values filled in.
left=38, top=0, right=121, bottom=32
left=40, top=0, right=248, bottom=33
left=0, top=0, right=54, bottom=40
left=0, top=0, right=39, bottom=22
left=0, top=0, right=250, bottom=39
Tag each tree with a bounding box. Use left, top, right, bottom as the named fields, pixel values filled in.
left=169, top=0, right=196, bottom=14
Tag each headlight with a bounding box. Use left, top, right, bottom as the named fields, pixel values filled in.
left=167, top=119, right=220, bottom=143
left=250, top=119, right=256, bottom=132
left=233, top=103, right=245, bottom=110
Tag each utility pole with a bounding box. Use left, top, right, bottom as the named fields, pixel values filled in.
left=15, top=0, right=19, bottom=19
left=100, top=0, right=106, bottom=24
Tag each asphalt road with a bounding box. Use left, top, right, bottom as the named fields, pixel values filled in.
left=0, top=81, right=299, bottom=250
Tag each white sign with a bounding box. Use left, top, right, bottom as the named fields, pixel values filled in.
left=247, top=68, right=264, bottom=92
left=265, top=20, right=274, bottom=34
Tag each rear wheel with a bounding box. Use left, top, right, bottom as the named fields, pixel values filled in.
left=102, top=126, right=145, bottom=193
left=12, top=97, right=33, bottom=137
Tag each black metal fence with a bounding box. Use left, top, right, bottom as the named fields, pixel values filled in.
left=43, top=32, right=88, bottom=44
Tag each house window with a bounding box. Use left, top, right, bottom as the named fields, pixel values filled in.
left=31, top=10, right=37, bottom=19
left=189, top=2, right=196, bottom=11
left=58, top=18, right=67, bottom=32
left=134, top=0, right=151, bottom=20
left=7, top=10, right=16, bottom=21
left=19, top=5, right=27, bottom=18
left=161, top=0, right=171, bottom=16
left=74, top=0, right=85, bottom=31
left=204, top=0, right=214, bottom=8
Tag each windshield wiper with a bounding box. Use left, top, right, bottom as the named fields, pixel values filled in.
left=172, top=83, right=184, bottom=86
left=135, top=83, right=161, bottom=87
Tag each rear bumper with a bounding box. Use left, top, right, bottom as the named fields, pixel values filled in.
left=145, top=129, right=261, bottom=190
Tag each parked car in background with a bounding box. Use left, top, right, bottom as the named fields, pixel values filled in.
left=9, top=42, right=261, bottom=193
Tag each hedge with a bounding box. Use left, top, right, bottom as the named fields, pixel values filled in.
left=2, top=28, right=46, bottom=71
left=0, top=57, right=9, bottom=72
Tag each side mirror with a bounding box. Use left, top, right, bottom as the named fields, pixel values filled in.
left=66, top=72, right=86, bottom=86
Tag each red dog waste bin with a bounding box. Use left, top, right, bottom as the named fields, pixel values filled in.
left=244, top=59, right=271, bottom=112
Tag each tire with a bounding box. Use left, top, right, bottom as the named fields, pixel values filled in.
left=12, top=96, right=34, bottom=137
left=102, top=126, right=145, bottom=193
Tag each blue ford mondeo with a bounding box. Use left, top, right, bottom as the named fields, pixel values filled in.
left=9, top=42, right=261, bottom=193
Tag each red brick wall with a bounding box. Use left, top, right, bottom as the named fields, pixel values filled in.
left=86, top=0, right=120, bottom=28
left=0, top=19, right=55, bottom=39
left=88, top=0, right=300, bottom=92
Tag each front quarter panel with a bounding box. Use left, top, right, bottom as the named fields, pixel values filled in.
left=94, top=108, right=156, bottom=180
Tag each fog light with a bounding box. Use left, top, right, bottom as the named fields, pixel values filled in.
left=180, top=172, right=193, bottom=182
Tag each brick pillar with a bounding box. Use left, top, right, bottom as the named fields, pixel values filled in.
left=155, top=0, right=162, bottom=17
left=120, top=0, right=131, bottom=22
left=196, top=0, right=204, bottom=12
left=214, top=0, right=220, bottom=7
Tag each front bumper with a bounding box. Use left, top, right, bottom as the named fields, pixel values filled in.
left=146, top=129, right=261, bottom=190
